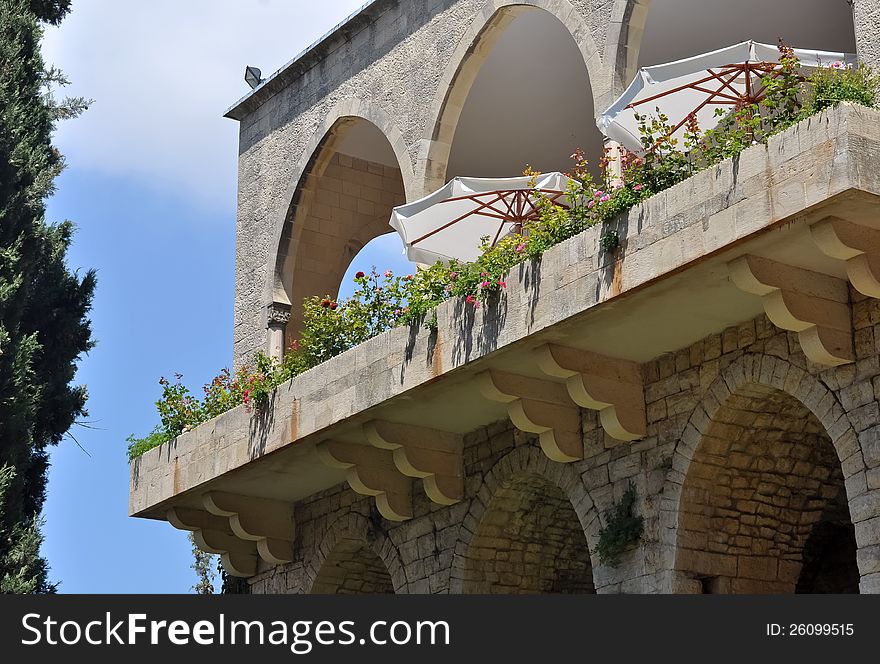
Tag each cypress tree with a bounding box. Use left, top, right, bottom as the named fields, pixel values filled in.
left=0, top=0, right=94, bottom=593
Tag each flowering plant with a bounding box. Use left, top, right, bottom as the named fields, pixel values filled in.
left=128, top=45, right=878, bottom=459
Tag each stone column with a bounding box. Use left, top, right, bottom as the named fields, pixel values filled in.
left=266, top=302, right=291, bottom=361
left=603, top=138, right=624, bottom=185
left=853, top=0, right=880, bottom=70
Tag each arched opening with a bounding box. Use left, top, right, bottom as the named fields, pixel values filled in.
left=676, top=384, right=859, bottom=594
left=311, top=538, right=395, bottom=594
left=337, top=234, right=417, bottom=300
left=464, top=473, right=595, bottom=593
left=279, top=117, right=407, bottom=339
left=438, top=6, right=603, bottom=183
left=636, top=0, right=856, bottom=70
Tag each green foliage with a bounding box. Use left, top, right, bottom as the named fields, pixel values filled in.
left=803, top=61, right=878, bottom=115
left=599, top=230, right=619, bottom=253
left=189, top=533, right=216, bottom=595
left=129, top=45, right=880, bottom=460
left=595, top=483, right=644, bottom=568
left=0, top=0, right=94, bottom=594
left=0, top=465, right=55, bottom=593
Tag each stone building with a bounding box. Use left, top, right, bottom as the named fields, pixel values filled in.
left=130, top=0, right=880, bottom=593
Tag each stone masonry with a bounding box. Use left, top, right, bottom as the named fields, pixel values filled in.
left=248, top=295, right=880, bottom=593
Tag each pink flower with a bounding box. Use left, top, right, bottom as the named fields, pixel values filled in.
left=385, top=270, right=393, bottom=278
left=404, top=274, right=413, bottom=281
left=515, top=243, right=526, bottom=253
left=394, top=309, right=401, bottom=315
left=600, top=194, right=611, bottom=203
left=587, top=200, right=595, bottom=208
left=480, top=280, right=490, bottom=288
left=633, top=183, right=643, bottom=191
left=498, top=280, right=507, bottom=289
left=449, top=272, right=458, bottom=281
left=593, top=190, right=604, bottom=198
left=465, top=295, right=476, bottom=305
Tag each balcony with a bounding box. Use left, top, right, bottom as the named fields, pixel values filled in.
left=130, top=104, right=880, bottom=585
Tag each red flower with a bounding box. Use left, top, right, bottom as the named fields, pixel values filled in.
left=320, top=299, right=331, bottom=308
left=329, top=301, right=338, bottom=310
left=355, top=271, right=365, bottom=279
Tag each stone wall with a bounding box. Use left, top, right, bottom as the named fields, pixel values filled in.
left=232, top=0, right=613, bottom=366
left=279, top=151, right=405, bottom=337
left=231, top=0, right=880, bottom=369
left=248, top=294, right=880, bottom=594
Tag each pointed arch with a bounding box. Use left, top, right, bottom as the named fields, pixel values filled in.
left=662, top=353, right=872, bottom=593
left=449, top=445, right=600, bottom=593
left=305, top=512, right=405, bottom=594
left=418, top=0, right=607, bottom=193
left=607, top=0, right=857, bottom=107
left=268, top=99, right=416, bottom=340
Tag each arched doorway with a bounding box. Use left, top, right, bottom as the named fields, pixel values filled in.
left=429, top=5, right=604, bottom=188
left=463, top=473, right=595, bottom=593
left=310, top=537, right=395, bottom=594
left=277, top=117, right=408, bottom=340
left=675, top=383, right=858, bottom=593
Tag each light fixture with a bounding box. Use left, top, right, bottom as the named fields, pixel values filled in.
left=244, top=66, right=263, bottom=90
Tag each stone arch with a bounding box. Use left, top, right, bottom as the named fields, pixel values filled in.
left=662, top=353, right=871, bottom=593
left=267, top=99, right=417, bottom=342
left=419, top=0, right=607, bottom=193
left=606, top=0, right=858, bottom=107
left=449, top=445, right=600, bottom=593
left=305, top=511, right=406, bottom=594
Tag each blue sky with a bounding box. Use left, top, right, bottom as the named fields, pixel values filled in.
left=40, top=1, right=413, bottom=593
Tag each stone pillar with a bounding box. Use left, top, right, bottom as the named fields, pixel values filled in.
left=853, top=0, right=880, bottom=70
left=266, top=302, right=291, bottom=361
left=603, top=138, right=624, bottom=185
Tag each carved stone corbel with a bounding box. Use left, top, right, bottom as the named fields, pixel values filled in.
left=477, top=369, right=583, bottom=462
left=363, top=420, right=463, bottom=505
left=315, top=440, right=413, bottom=521
left=728, top=254, right=853, bottom=366
left=535, top=344, right=646, bottom=441
left=202, top=491, right=295, bottom=565
left=811, top=216, right=880, bottom=298
left=166, top=506, right=258, bottom=577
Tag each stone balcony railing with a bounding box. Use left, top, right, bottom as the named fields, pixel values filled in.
left=130, top=104, right=880, bottom=586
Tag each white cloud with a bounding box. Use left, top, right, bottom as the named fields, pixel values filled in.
left=41, top=0, right=368, bottom=213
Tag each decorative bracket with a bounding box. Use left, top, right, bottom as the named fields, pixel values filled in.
left=477, top=369, right=583, bottom=462
left=535, top=344, right=646, bottom=441
left=811, top=216, right=880, bottom=298
left=316, top=440, right=413, bottom=521
left=363, top=420, right=463, bottom=505
left=167, top=506, right=258, bottom=577
left=728, top=254, right=853, bottom=366
left=202, top=491, right=295, bottom=565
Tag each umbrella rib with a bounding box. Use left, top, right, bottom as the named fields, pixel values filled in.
left=706, top=67, right=741, bottom=98
left=410, top=192, right=507, bottom=246
left=665, top=68, right=745, bottom=139
left=626, top=70, right=727, bottom=109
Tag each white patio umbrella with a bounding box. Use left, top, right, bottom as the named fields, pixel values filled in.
left=599, top=40, right=857, bottom=153
left=389, top=172, right=574, bottom=264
